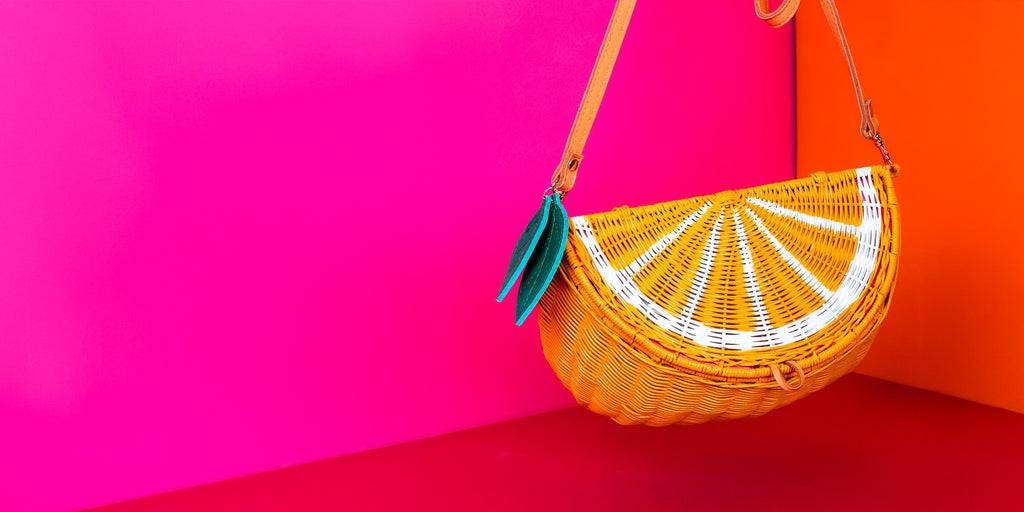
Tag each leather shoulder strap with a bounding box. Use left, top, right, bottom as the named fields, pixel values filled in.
left=755, top=0, right=879, bottom=138
left=552, top=0, right=881, bottom=194
left=550, top=0, right=637, bottom=194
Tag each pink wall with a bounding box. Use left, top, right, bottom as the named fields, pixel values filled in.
left=0, top=1, right=793, bottom=511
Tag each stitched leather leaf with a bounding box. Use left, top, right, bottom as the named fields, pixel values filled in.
left=497, top=195, right=551, bottom=303
left=516, top=194, right=569, bottom=325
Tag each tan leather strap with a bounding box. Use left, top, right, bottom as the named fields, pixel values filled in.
left=553, top=0, right=881, bottom=194
left=551, top=0, right=637, bottom=193
left=755, top=0, right=879, bottom=139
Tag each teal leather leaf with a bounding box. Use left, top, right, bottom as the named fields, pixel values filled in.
left=497, top=195, right=551, bottom=302
left=515, top=193, right=569, bottom=326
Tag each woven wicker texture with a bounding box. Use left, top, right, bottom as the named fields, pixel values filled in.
left=539, top=165, right=900, bottom=425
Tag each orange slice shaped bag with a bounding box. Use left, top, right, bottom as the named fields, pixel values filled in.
left=534, top=0, right=900, bottom=425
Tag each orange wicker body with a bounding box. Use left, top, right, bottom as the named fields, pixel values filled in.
left=538, top=165, right=900, bottom=425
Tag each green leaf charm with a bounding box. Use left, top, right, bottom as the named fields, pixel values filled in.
left=497, top=195, right=551, bottom=303
left=515, top=194, right=569, bottom=326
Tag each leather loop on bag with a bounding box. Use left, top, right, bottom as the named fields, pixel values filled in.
left=770, top=361, right=806, bottom=391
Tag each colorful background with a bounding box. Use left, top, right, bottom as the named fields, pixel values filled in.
left=9, top=1, right=1021, bottom=511
left=0, top=1, right=793, bottom=511
left=795, top=0, right=1024, bottom=414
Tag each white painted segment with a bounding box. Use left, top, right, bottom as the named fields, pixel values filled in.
left=571, top=166, right=883, bottom=350
left=746, top=196, right=858, bottom=236
left=734, top=210, right=772, bottom=332
left=618, top=203, right=711, bottom=285
left=677, top=212, right=723, bottom=323
left=745, top=209, right=834, bottom=301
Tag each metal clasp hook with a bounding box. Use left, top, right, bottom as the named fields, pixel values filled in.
left=873, top=133, right=897, bottom=177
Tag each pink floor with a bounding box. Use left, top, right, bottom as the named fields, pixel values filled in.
left=90, top=374, right=1024, bottom=511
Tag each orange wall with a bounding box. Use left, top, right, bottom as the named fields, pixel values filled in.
left=796, top=1, right=1024, bottom=413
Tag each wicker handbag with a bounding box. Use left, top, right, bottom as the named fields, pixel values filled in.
left=499, top=0, right=900, bottom=426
